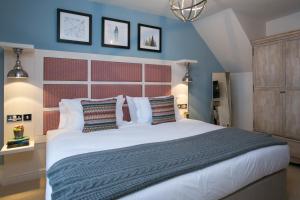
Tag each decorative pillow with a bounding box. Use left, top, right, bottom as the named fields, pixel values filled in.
left=149, top=95, right=176, bottom=125
left=81, top=99, right=118, bottom=133
left=59, top=95, right=124, bottom=131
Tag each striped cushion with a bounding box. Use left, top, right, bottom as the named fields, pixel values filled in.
left=81, top=99, right=118, bottom=133
left=149, top=95, right=176, bottom=125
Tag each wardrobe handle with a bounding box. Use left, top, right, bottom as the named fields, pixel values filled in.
left=280, top=91, right=286, bottom=94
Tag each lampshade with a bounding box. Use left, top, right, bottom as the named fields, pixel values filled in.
left=7, top=48, right=29, bottom=79
left=182, top=73, right=192, bottom=82
left=182, top=63, right=192, bottom=83
left=170, top=0, right=207, bottom=22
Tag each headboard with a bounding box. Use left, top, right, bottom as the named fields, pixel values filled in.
left=43, top=57, right=172, bottom=134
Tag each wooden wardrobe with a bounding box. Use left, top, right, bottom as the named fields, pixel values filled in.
left=253, top=30, right=300, bottom=164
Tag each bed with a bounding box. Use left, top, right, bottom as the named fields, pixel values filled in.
left=46, top=119, right=289, bottom=200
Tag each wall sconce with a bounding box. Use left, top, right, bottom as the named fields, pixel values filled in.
left=176, top=59, right=198, bottom=83
left=182, top=62, right=192, bottom=83
left=7, top=48, right=29, bottom=79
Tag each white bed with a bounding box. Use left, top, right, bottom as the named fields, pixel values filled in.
left=46, top=119, right=289, bottom=200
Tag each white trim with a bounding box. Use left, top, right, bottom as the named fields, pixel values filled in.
left=90, top=81, right=143, bottom=85
left=43, top=81, right=88, bottom=84
left=44, top=107, right=59, bottom=112
left=43, top=81, right=171, bottom=85
left=0, top=41, right=34, bottom=52
left=144, top=82, right=172, bottom=85
left=176, top=59, right=198, bottom=65
left=0, top=140, right=35, bottom=156
left=37, top=49, right=176, bottom=65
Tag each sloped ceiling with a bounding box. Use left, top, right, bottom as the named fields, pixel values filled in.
left=91, top=0, right=300, bottom=23
left=91, top=0, right=300, bottom=72
left=193, top=9, right=252, bottom=72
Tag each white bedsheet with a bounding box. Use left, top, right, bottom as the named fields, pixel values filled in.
left=46, top=119, right=290, bottom=200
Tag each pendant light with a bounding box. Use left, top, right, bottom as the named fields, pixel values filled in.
left=170, top=0, right=207, bottom=22
left=7, top=48, right=29, bottom=79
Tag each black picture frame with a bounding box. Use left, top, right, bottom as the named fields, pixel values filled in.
left=102, top=17, right=130, bottom=49
left=138, top=23, right=162, bottom=53
left=57, top=8, right=92, bottom=45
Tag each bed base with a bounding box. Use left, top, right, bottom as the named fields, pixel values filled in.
left=222, top=169, right=287, bottom=200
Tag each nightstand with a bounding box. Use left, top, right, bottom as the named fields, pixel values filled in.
left=0, top=140, right=35, bottom=156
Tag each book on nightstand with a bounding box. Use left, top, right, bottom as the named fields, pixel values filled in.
left=7, top=136, right=30, bottom=149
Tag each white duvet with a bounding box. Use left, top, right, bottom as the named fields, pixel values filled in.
left=46, top=119, right=290, bottom=200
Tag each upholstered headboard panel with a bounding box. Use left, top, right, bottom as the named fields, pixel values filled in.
left=43, top=57, right=171, bottom=134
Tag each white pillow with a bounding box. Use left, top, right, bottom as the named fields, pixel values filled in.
left=126, top=96, right=138, bottom=123
left=60, top=99, right=85, bottom=131
left=116, top=96, right=126, bottom=126
left=59, top=95, right=125, bottom=130
left=132, top=97, right=152, bottom=124
left=58, top=102, right=68, bottom=129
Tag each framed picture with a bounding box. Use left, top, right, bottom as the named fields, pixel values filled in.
left=57, top=8, right=92, bottom=45
left=138, top=24, right=162, bottom=53
left=102, top=17, right=130, bottom=49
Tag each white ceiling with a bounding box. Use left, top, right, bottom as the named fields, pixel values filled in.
left=92, top=0, right=300, bottom=22
left=193, top=9, right=252, bottom=72
left=91, top=0, right=300, bottom=73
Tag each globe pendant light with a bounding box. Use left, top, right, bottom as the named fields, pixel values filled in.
left=170, top=0, right=207, bottom=22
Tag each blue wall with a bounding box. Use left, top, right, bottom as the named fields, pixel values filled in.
left=0, top=0, right=223, bottom=122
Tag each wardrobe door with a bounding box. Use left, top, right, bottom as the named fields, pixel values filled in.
left=285, top=37, right=300, bottom=140
left=253, top=41, right=284, bottom=88
left=253, top=41, right=284, bottom=135
left=254, top=88, right=283, bottom=135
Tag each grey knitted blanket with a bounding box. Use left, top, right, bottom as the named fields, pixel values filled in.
left=47, top=128, right=286, bottom=200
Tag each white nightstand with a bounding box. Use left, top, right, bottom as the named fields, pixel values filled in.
left=0, top=140, right=35, bottom=156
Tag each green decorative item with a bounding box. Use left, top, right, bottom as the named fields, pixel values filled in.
left=13, top=124, right=24, bottom=139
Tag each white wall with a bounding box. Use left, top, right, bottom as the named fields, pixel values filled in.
left=230, top=72, right=253, bottom=131
left=266, top=11, right=300, bottom=36
left=193, top=9, right=254, bottom=130
left=235, top=11, right=266, bottom=40
left=193, top=9, right=252, bottom=73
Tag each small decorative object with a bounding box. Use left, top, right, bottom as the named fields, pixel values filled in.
left=7, top=136, right=29, bottom=149
left=184, top=111, right=190, bottom=118
left=7, top=48, right=29, bottom=79
left=57, top=8, right=92, bottom=45
left=138, top=24, right=161, bottom=53
left=13, top=124, right=24, bottom=139
left=169, top=0, right=207, bottom=22
left=102, top=17, right=130, bottom=49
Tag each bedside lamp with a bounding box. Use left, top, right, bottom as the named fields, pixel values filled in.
left=182, top=62, right=193, bottom=83
left=7, top=48, right=29, bottom=79
left=176, top=60, right=198, bottom=83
